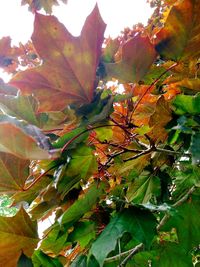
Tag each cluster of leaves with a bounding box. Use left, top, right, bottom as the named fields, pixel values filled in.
left=0, top=0, right=200, bottom=266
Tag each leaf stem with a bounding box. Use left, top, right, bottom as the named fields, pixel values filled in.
left=22, top=165, right=57, bottom=191
left=61, top=123, right=129, bottom=152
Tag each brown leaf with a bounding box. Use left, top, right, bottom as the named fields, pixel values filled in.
left=0, top=115, right=53, bottom=159
left=105, top=35, right=157, bottom=83
left=149, top=96, right=171, bottom=142
left=155, top=0, right=200, bottom=60
left=0, top=208, right=38, bottom=267
left=11, top=5, right=106, bottom=112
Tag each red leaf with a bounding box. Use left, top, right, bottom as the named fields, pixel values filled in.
left=10, top=5, right=106, bottom=112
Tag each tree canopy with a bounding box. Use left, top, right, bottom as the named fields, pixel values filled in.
left=0, top=0, right=200, bottom=266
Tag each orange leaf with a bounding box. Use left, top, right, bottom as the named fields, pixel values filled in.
left=10, top=5, right=106, bottom=112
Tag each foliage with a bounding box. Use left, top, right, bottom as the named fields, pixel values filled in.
left=0, top=0, right=200, bottom=266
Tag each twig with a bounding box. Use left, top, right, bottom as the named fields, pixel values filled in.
left=123, top=147, right=153, bottom=162
left=105, top=243, right=143, bottom=263
left=157, top=186, right=196, bottom=231
left=119, top=243, right=144, bottom=267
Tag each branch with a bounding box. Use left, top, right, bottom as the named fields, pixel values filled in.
left=119, top=243, right=144, bottom=267
left=157, top=186, right=196, bottom=231
left=105, top=243, right=143, bottom=264
left=123, top=147, right=153, bottom=162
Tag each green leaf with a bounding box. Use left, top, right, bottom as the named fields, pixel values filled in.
left=127, top=175, right=160, bottom=204
left=69, top=221, right=96, bottom=248
left=32, top=250, right=62, bottom=267
left=70, top=255, right=87, bottom=267
left=190, top=132, right=200, bottom=164
left=172, top=163, right=200, bottom=199
left=40, top=225, right=68, bottom=255
left=65, top=145, right=98, bottom=181
left=95, top=126, right=113, bottom=142
left=152, top=242, right=193, bottom=267
left=161, top=195, right=200, bottom=252
left=60, top=182, right=106, bottom=225
left=53, top=126, right=88, bottom=149
left=90, top=207, right=156, bottom=267
left=0, top=208, right=38, bottom=267
left=0, top=94, right=38, bottom=125
left=173, top=93, right=200, bottom=115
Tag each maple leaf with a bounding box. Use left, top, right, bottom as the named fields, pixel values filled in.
left=0, top=152, right=29, bottom=193
left=11, top=5, right=106, bottom=112
left=105, top=35, right=157, bottom=83
left=155, top=0, right=200, bottom=60
left=0, top=208, right=38, bottom=267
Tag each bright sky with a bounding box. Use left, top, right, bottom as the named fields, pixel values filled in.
left=0, top=0, right=153, bottom=81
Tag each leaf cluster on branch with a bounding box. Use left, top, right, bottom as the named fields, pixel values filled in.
left=0, top=0, right=200, bottom=266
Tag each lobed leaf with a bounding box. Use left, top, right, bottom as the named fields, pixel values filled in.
left=11, top=5, right=106, bottom=112
left=0, top=208, right=38, bottom=267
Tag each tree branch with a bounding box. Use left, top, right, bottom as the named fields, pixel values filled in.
left=105, top=243, right=143, bottom=264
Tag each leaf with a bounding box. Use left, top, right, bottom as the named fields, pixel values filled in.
left=161, top=196, right=200, bottom=252
left=153, top=242, right=193, bottom=267
left=17, top=253, right=33, bottom=267
left=190, top=132, right=200, bottom=164
left=69, top=221, right=96, bottom=248
left=127, top=175, right=160, bottom=204
left=32, top=250, right=63, bottom=267
left=11, top=5, right=106, bottom=112
left=40, top=224, right=68, bottom=255
left=113, top=155, right=150, bottom=178
left=105, top=35, right=157, bottom=83
left=0, top=152, right=29, bottom=193
left=0, top=114, right=52, bottom=159
left=65, top=145, right=98, bottom=181
left=53, top=126, right=88, bottom=149
left=173, top=93, right=200, bottom=115
left=155, top=0, right=200, bottom=60
left=172, top=163, right=200, bottom=198
left=0, top=208, right=38, bottom=267
left=12, top=176, right=52, bottom=204
left=60, top=182, right=106, bottom=225
left=0, top=94, right=38, bottom=125
left=90, top=208, right=156, bottom=267
left=149, top=96, right=171, bottom=142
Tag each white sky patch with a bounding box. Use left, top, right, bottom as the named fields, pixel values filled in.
left=0, top=0, right=153, bottom=44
